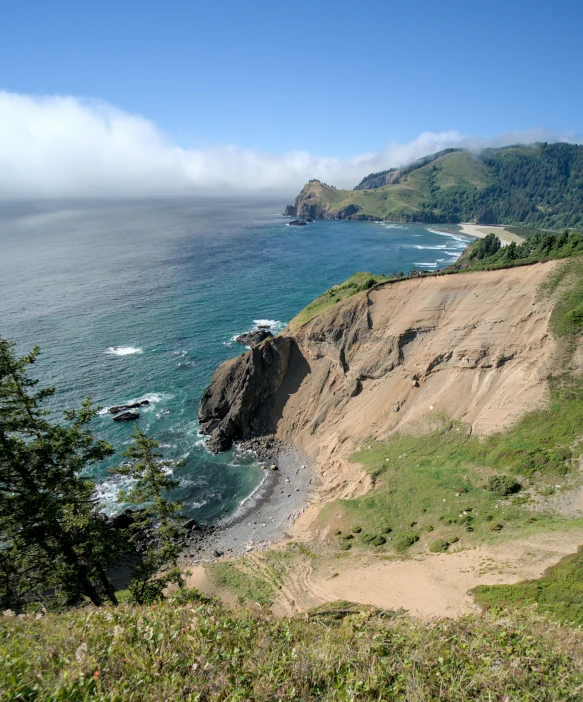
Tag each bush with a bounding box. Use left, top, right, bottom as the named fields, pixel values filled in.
left=352, top=526, right=362, bottom=533
left=424, top=524, right=434, bottom=532
left=339, top=541, right=352, bottom=551
left=488, top=475, right=521, bottom=497
left=429, top=539, right=449, bottom=553
left=371, top=535, right=386, bottom=547
left=394, top=532, right=419, bottom=553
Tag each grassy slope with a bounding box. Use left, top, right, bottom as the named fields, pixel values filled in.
left=296, top=151, right=487, bottom=220
left=287, top=272, right=389, bottom=330
left=473, top=546, right=583, bottom=626
left=3, top=590, right=583, bottom=700
left=313, top=258, right=583, bottom=558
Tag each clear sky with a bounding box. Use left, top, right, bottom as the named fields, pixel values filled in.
left=0, top=0, right=581, bottom=196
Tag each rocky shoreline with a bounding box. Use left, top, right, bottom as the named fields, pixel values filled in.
left=181, top=436, right=314, bottom=563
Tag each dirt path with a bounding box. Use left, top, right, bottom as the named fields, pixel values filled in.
left=273, top=531, right=583, bottom=617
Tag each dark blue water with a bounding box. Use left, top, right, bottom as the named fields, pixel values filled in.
left=0, top=198, right=468, bottom=521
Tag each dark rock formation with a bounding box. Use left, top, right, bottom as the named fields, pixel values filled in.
left=288, top=219, right=307, bottom=226
left=284, top=204, right=296, bottom=216
left=182, top=519, right=198, bottom=533
left=235, top=329, right=273, bottom=347
left=113, top=410, right=140, bottom=422
left=109, top=400, right=149, bottom=414
left=198, top=336, right=296, bottom=452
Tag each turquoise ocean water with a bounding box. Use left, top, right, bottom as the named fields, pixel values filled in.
left=0, top=198, right=469, bottom=522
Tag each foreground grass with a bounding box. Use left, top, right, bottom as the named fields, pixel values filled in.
left=3, top=591, right=583, bottom=700
left=473, top=545, right=583, bottom=627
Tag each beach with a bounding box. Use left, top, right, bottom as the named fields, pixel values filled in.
left=457, top=222, right=525, bottom=246
left=181, top=441, right=315, bottom=563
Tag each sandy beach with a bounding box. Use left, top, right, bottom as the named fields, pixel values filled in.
left=181, top=443, right=315, bottom=563
left=456, top=222, right=525, bottom=246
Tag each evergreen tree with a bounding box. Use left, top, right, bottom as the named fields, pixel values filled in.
left=112, top=428, right=186, bottom=604
left=0, top=339, right=123, bottom=609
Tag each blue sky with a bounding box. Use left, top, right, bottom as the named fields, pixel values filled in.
left=0, top=0, right=581, bottom=195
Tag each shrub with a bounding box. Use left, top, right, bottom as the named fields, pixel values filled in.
left=352, top=526, right=362, bottom=533
left=424, top=524, right=434, bottom=532
left=394, top=532, right=419, bottom=553
left=489, top=523, right=504, bottom=532
left=429, top=539, right=449, bottom=553
left=488, top=475, right=521, bottom=497
left=339, top=541, right=352, bottom=551
left=372, top=535, right=386, bottom=547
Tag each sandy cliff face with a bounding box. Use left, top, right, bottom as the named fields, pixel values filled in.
left=200, top=263, right=559, bottom=473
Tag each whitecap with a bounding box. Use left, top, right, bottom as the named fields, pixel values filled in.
left=414, top=262, right=438, bottom=267
left=105, top=346, right=143, bottom=356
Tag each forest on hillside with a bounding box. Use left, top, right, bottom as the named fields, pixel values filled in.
left=414, top=143, right=583, bottom=228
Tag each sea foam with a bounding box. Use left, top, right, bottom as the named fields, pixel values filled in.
left=105, top=346, right=143, bottom=356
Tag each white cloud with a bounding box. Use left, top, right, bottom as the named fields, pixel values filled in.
left=0, top=91, right=578, bottom=197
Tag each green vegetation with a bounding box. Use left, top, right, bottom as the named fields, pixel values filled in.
left=0, top=339, right=186, bottom=612
left=111, top=428, right=187, bottom=603
left=288, top=272, right=389, bottom=328
left=3, top=591, right=583, bottom=700
left=394, top=532, right=419, bottom=553
left=206, top=562, right=275, bottom=605
left=290, top=143, right=583, bottom=228
left=429, top=539, right=449, bottom=553
left=453, top=228, right=583, bottom=272
left=329, top=374, right=583, bottom=553
left=473, top=546, right=583, bottom=627
left=487, top=475, right=522, bottom=497
left=0, top=340, right=121, bottom=609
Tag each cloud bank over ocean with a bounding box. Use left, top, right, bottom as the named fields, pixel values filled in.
left=0, top=91, right=579, bottom=198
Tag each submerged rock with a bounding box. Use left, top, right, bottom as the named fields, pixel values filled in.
left=288, top=219, right=307, bottom=226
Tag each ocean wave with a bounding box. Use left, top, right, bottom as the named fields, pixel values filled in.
left=105, top=346, right=143, bottom=356
left=216, top=471, right=269, bottom=526
left=414, top=262, right=438, bottom=267
left=413, top=244, right=448, bottom=250
left=426, top=229, right=471, bottom=246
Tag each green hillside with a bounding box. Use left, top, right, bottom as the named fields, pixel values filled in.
left=287, top=143, right=583, bottom=228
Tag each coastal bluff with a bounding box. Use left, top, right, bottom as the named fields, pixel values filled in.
left=199, top=262, right=559, bottom=459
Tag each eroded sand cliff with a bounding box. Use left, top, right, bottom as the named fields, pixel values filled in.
left=200, top=262, right=558, bottom=475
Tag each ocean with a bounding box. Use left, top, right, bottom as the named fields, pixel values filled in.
left=0, top=197, right=469, bottom=523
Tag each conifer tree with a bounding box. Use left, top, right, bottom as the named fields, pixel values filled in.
left=0, top=339, right=123, bottom=608
left=112, top=428, right=186, bottom=604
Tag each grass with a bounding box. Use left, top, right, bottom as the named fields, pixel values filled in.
left=205, top=562, right=274, bottom=605
left=318, top=257, right=583, bottom=559
left=322, top=376, right=583, bottom=554
left=473, top=545, right=583, bottom=627
left=3, top=591, right=583, bottom=700
left=288, top=272, right=389, bottom=329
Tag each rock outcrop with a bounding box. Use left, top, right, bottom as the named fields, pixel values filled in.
left=235, top=329, right=273, bottom=347
left=199, top=263, right=560, bottom=459
left=199, top=337, right=296, bottom=451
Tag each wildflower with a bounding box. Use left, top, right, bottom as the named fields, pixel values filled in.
left=2, top=610, right=15, bottom=618
left=104, top=612, right=114, bottom=622
left=93, top=670, right=100, bottom=680
left=113, top=625, right=124, bottom=637
left=75, top=643, right=88, bottom=664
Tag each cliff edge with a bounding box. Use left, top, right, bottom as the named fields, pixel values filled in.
left=199, top=262, right=559, bottom=459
